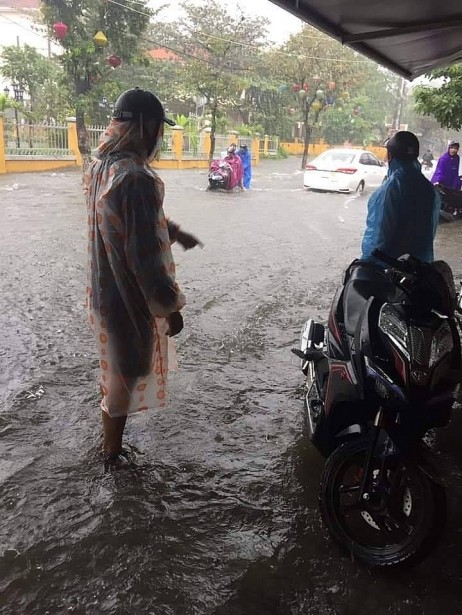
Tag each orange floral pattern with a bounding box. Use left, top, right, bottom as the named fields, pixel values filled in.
left=85, top=120, right=184, bottom=417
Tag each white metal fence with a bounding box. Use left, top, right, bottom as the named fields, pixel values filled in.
left=2, top=119, right=263, bottom=161
left=3, top=119, right=72, bottom=157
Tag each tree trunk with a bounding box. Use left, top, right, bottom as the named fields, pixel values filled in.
left=208, top=102, right=218, bottom=164
left=301, top=101, right=312, bottom=170
left=75, top=79, right=92, bottom=176
left=76, top=109, right=92, bottom=175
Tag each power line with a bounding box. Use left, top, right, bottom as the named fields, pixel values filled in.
left=106, top=0, right=368, bottom=64
left=0, top=2, right=367, bottom=67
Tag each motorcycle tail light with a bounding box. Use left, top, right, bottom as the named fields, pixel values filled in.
left=305, top=164, right=317, bottom=170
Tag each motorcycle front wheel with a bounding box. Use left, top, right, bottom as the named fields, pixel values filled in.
left=319, top=437, right=446, bottom=568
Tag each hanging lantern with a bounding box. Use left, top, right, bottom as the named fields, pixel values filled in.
left=316, top=89, right=324, bottom=100
left=93, top=31, right=108, bottom=47
left=328, top=81, right=336, bottom=91
left=298, top=89, right=307, bottom=100
left=107, top=54, right=122, bottom=68
left=292, top=83, right=301, bottom=93
left=302, top=83, right=309, bottom=91
left=312, top=100, right=322, bottom=112
left=326, top=95, right=335, bottom=106
left=278, top=84, right=288, bottom=94
left=53, top=21, right=68, bottom=40
left=341, top=90, right=350, bottom=101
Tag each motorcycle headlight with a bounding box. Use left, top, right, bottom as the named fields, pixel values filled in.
left=429, top=322, right=453, bottom=367
left=379, top=304, right=409, bottom=358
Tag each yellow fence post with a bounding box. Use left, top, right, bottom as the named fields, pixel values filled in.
left=252, top=133, right=260, bottom=165
left=0, top=113, right=6, bottom=174
left=67, top=117, right=82, bottom=166
left=264, top=134, right=269, bottom=156
left=171, top=126, right=184, bottom=166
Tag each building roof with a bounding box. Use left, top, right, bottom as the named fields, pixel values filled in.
left=269, top=0, right=462, bottom=80
left=147, top=48, right=181, bottom=62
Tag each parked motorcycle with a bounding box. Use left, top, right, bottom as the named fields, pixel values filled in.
left=293, top=249, right=462, bottom=567
left=436, top=184, right=462, bottom=222
left=421, top=158, right=433, bottom=170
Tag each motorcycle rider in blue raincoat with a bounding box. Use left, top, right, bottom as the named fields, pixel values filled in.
left=237, top=143, right=252, bottom=189
left=361, top=131, right=441, bottom=265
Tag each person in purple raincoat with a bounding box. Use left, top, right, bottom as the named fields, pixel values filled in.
left=431, top=141, right=462, bottom=190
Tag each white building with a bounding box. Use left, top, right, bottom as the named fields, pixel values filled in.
left=0, top=0, right=60, bottom=91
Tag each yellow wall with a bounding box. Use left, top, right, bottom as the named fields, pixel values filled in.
left=0, top=117, right=261, bottom=174
left=5, top=159, right=77, bottom=173
left=280, top=140, right=387, bottom=161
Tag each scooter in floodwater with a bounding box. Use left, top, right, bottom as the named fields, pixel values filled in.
left=292, top=248, right=462, bottom=567
left=207, top=150, right=243, bottom=192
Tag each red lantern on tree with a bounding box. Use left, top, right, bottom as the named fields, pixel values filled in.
left=107, top=54, right=122, bottom=68
left=53, top=21, right=68, bottom=40
left=292, top=83, right=302, bottom=93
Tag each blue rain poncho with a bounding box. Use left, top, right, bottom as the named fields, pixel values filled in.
left=237, top=146, right=252, bottom=189
left=361, top=158, right=441, bottom=264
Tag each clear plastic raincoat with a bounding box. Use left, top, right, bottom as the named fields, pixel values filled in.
left=85, top=120, right=185, bottom=417
left=361, top=159, right=441, bottom=264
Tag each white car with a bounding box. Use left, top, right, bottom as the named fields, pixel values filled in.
left=303, top=148, right=387, bottom=194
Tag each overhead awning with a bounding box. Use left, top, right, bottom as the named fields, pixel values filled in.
left=269, top=0, right=462, bottom=80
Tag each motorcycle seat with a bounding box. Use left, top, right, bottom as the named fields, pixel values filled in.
left=342, top=265, right=394, bottom=336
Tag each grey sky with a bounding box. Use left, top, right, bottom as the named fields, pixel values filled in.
left=148, top=0, right=303, bottom=43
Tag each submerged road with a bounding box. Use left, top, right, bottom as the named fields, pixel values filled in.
left=0, top=158, right=461, bottom=614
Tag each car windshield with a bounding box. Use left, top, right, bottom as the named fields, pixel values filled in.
left=315, top=152, right=356, bottom=167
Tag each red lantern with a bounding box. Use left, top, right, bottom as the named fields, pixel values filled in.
left=107, top=54, right=122, bottom=68
left=328, top=81, right=336, bottom=91
left=292, top=83, right=301, bottom=93
left=303, top=83, right=309, bottom=91
left=53, top=21, right=68, bottom=40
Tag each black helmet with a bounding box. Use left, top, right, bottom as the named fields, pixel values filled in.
left=385, top=131, right=419, bottom=160
left=449, top=140, right=460, bottom=148
left=113, top=87, right=175, bottom=125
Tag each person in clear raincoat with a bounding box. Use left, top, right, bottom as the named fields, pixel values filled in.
left=85, top=88, right=202, bottom=462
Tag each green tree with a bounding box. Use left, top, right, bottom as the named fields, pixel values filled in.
left=40, top=0, right=153, bottom=167
left=153, top=0, right=269, bottom=161
left=0, top=44, right=71, bottom=121
left=414, top=64, right=462, bottom=130
left=271, top=25, right=370, bottom=168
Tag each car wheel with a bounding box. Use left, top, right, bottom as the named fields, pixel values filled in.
left=356, top=181, right=365, bottom=195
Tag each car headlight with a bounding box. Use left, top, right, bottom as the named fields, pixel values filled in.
left=379, top=304, right=409, bottom=358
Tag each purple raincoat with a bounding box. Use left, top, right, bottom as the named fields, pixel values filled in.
left=431, top=151, right=462, bottom=190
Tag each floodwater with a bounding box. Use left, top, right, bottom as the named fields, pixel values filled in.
left=1, top=159, right=462, bottom=614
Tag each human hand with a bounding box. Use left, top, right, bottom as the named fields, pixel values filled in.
left=167, top=311, right=184, bottom=337
left=177, top=230, right=204, bottom=250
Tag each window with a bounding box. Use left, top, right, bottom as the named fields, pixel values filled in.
left=367, top=154, right=381, bottom=166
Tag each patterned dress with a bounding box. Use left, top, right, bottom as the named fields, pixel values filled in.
left=85, top=120, right=184, bottom=417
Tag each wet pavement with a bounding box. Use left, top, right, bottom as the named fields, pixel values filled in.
left=1, top=158, right=462, bottom=614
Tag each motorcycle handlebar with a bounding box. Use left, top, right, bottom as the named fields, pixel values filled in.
left=371, top=249, right=415, bottom=274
